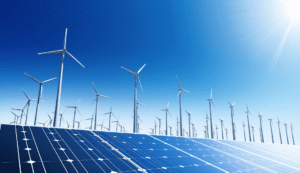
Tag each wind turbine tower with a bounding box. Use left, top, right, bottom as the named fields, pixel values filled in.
left=161, top=103, right=172, bottom=136
left=121, top=64, right=146, bottom=133
left=243, top=121, right=246, bottom=141
left=258, top=113, right=264, bottom=143
left=268, top=118, right=274, bottom=144
left=251, top=126, right=255, bottom=142
left=290, top=123, right=295, bottom=145
left=91, top=82, right=109, bottom=130
left=22, top=89, right=37, bottom=125
left=225, top=128, right=228, bottom=140
left=155, top=116, right=162, bottom=135
left=284, top=122, right=289, bottom=145
left=277, top=117, right=283, bottom=144
left=176, top=117, right=179, bottom=136
left=245, top=105, right=252, bottom=142
left=215, top=125, right=219, bottom=140
left=66, top=98, right=82, bottom=128
left=176, top=76, right=190, bottom=136
left=206, top=90, right=215, bottom=139
left=24, top=73, right=56, bottom=125
left=38, top=28, right=85, bottom=127
left=228, top=101, right=236, bottom=140
left=219, top=118, right=224, bottom=140
left=185, top=110, right=193, bottom=137
left=191, top=123, right=195, bottom=137
left=103, top=106, right=117, bottom=131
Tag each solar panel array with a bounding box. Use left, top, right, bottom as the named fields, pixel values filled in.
left=1, top=124, right=299, bottom=173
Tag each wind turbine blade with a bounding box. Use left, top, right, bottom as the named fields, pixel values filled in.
left=138, top=76, right=143, bottom=92
left=91, top=96, right=97, bottom=105
left=176, top=75, right=181, bottom=88
left=92, top=82, right=99, bottom=95
left=11, top=111, right=18, bottom=117
left=38, top=49, right=63, bottom=55
left=76, top=108, right=82, bottom=116
left=66, top=106, right=75, bottom=108
left=22, top=89, right=29, bottom=100
left=211, top=100, right=216, bottom=109
left=24, top=73, right=41, bottom=83
left=232, top=102, right=235, bottom=106
left=121, top=66, right=136, bottom=75
left=42, top=77, right=57, bottom=83
left=190, top=110, right=193, bottom=114
left=62, top=109, right=67, bottom=115
left=210, top=89, right=213, bottom=98
left=138, top=116, right=143, bottom=123
left=99, top=95, right=110, bottom=98
left=182, top=89, right=190, bottom=93
left=112, top=112, right=117, bottom=119
left=66, top=51, right=85, bottom=68
left=227, top=102, right=232, bottom=106
left=176, top=90, right=181, bottom=100
left=64, top=28, right=68, bottom=49
left=76, top=98, right=81, bottom=106
left=168, top=110, right=172, bottom=117
left=23, top=103, right=28, bottom=110
left=185, top=110, right=189, bottom=114
left=137, top=64, right=146, bottom=74
left=47, top=114, right=52, bottom=120
left=103, top=113, right=110, bottom=115
left=167, top=102, right=169, bottom=109
left=40, top=85, right=43, bottom=100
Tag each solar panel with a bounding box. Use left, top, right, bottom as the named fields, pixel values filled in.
left=1, top=124, right=300, bottom=173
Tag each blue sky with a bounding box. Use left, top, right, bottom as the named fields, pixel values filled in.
left=1, top=0, right=299, bottom=145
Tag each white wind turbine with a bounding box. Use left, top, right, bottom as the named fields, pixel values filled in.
left=245, top=105, right=252, bottom=142
left=121, top=64, right=146, bottom=133
left=155, top=116, right=162, bottom=135
left=277, top=117, right=283, bottom=144
left=225, top=128, right=228, bottom=140
left=258, top=113, right=264, bottom=143
left=66, top=98, right=82, bottom=128
left=103, top=106, right=117, bottom=131
left=97, top=120, right=105, bottom=131
left=161, top=102, right=172, bottom=136
left=47, top=114, right=53, bottom=127
left=185, top=110, right=193, bottom=137
left=112, top=116, right=120, bottom=132
left=176, top=75, right=190, bottom=137
left=22, top=89, right=37, bottom=125
left=242, top=121, right=246, bottom=141
left=251, top=126, right=255, bottom=142
left=11, top=112, right=20, bottom=124
left=24, top=73, right=56, bottom=125
left=205, top=112, right=210, bottom=138
left=284, top=122, right=289, bottom=145
left=58, top=109, right=67, bottom=127
left=290, top=123, right=295, bottom=145
left=91, top=82, right=109, bottom=130
left=86, top=113, right=95, bottom=130
left=176, top=117, right=179, bottom=136
left=228, top=101, right=236, bottom=140
left=206, top=90, right=215, bottom=139
left=219, top=118, right=224, bottom=140
left=11, top=104, right=27, bottom=125
left=75, top=119, right=83, bottom=129
left=38, top=119, right=49, bottom=127
left=38, top=28, right=85, bottom=127
left=268, top=118, right=274, bottom=144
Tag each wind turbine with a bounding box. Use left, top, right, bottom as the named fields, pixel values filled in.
left=169, top=126, right=172, bottom=136
left=185, top=110, right=193, bottom=137
left=205, top=112, right=210, bottom=138
left=75, top=119, right=83, bottom=129
left=86, top=113, right=95, bottom=130
left=215, top=125, right=219, bottom=140
left=38, top=119, right=49, bottom=127
left=191, top=123, right=195, bottom=137
left=219, top=118, right=224, bottom=140
left=258, top=113, right=264, bottom=143
left=103, top=106, right=117, bottom=131
left=91, top=82, right=109, bottom=130
left=245, top=105, right=252, bottom=142
left=204, top=126, right=208, bottom=138
left=150, top=128, right=154, bottom=135
left=284, top=122, right=289, bottom=145
left=206, top=90, right=216, bottom=139
left=161, top=103, right=172, bottom=136
left=66, top=121, right=70, bottom=128
left=66, top=98, right=82, bottom=128
left=58, top=109, right=67, bottom=127
left=155, top=116, right=161, bottom=135
left=154, top=121, right=157, bottom=135
left=22, top=89, right=37, bottom=125
left=183, top=128, right=185, bottom=137
left=136, top=101, right=145, bottom=133
left=112, top=116, right=120, bottom=132
left=47, top=114, right=53, bottom=127
left=251, top=126, right=255, bottom=142
left=228, top=101, right=236, bottom=141
left=243, top=121, right=246, bottom=141
left=225, top=128, right=228, bottom=140
left=11, top=104, right=27, bottom=124
left=277, top=117, right=283, bottom=144
left=290, top=123, right=295, bottom=145
left=11, top=112, right=20, bottom=124
left=97, top=120, right=105, bottom=131
left=38, top=28, right=85, bottom=127
left=24, top=73, right=56, bottom=125
left=268, top=118, right=274, bottom=144
left=121, top=64, right=146, bottom=133
left=176, top=76, right=190, bottom=137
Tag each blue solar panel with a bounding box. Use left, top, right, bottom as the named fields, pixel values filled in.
left=95, top=131, right=226, bottom=172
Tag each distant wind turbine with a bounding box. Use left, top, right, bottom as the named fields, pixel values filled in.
left=228, top=101, right=236, bottom=140
left=277, top=117, right=283, bottom=144
left=245, top=105, right=252, bottom=142
left=112, top=116, right=120, bottom=132
left=38, top=119, right=49, bottom=127
left=176, top=117, right=179, bottom=136
left=155, top=116, right=162, bottom=135
left=191, top=123, right=195, bottom=137
left=38, top=28, right=85, bottom=127
left=103, top=106, right=117, bottom=131
left=11, top=112, right=20, bottom=124
left=219, top=118, right=224, bottom=140
left=75, top=119, right=83, bottom=129
left=154, top=121, right=157, bottom=135
left=251, top=126, right=255, bottom=142
left=185, top=110, right=193, bottom=137
left=225, top=128, right=228, bottom=140
left=24, top=73, right=56, bottom=125
left=66, top=98, right=82, bottom=128
left=205, top=112, right=210, bottom=138
left=243, top=121, right=246, bottom=141
left=91, top=82, right=109, bottom=130
left=161, top=103, right=172, bottom=136
left=22, top=89, right=37, bottom=125
left=86, top=113, right=95, bottom=130
left=47, top=114, right=53, bottom=127
left=121, top=64, right=146, bottom=133
left=215, top=125, right=219, bottom=140
left=97, top=120, right=105, bottom=131
left=11, top=104, right=27, bottom=125
left=204, top=126, right=208, bottom=138
left=284, top=122, right=289, bottom=145
left=206, top=90, right=215, bottom=139
left=268, top=118, right=274, bottom=144
left=258, top=113, right=264, bottom=143
left=176, top=76, right=190, bottom=137
left=290, top=123, right=295, bottom=145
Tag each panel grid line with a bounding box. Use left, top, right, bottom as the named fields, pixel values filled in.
left=21, top=126, right=35, bottom=173
left=15, top=125, right=22, bottom=173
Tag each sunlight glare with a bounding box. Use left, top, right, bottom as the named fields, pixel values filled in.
left=286, top=0, right=300, bottom=20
